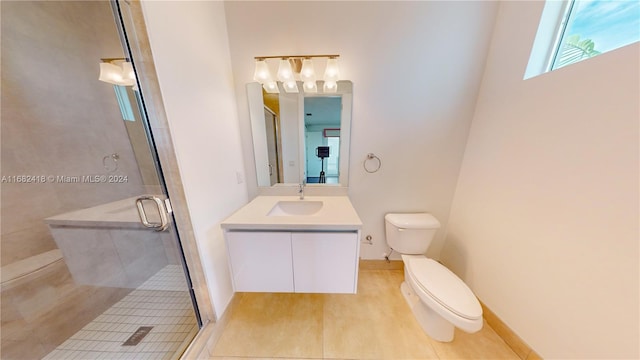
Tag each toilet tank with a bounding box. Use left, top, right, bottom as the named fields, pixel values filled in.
left=385, top=213, right=441, bottom=255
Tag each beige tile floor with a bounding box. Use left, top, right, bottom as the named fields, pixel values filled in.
left=208, top=269, right=520, bottom=360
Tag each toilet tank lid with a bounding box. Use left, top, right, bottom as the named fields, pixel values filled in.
left=385, top=213, right=440, bottom=229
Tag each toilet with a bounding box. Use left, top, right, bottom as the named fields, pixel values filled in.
left=385, top=213, right=483, bottom=342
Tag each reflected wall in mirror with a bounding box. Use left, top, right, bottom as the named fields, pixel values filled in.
left=247, top=80, right=352, bottom=187
left=304, top=97, right=341, bottom=184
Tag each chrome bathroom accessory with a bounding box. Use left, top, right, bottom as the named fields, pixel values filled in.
left=103, top=153, right=119, bottom=173
left=135, top=195, right=170, bottom=231
left=298, top=180, right=306, bottom=200
left=363, top=153, right=381, bottom=173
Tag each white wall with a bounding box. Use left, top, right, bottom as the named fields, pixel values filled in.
left=225, top=1, right=499, bottom=259
left=443, top=2, right=639, bottom=359
left=141, top=1, right=248, bottom=317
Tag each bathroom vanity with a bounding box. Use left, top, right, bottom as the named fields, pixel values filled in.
left=221, top=196, right=362, bottom=294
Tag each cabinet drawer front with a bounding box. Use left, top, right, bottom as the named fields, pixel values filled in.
left=292, top=232, right=358, bottom=293
left=226, top=231, right=293, bottom=292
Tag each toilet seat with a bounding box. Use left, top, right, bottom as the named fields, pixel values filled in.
left=406, top=258, right=482, bottom=321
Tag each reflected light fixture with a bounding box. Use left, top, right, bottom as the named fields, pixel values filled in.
left=98, top=58, right=136, bottom=87
left=263, top=81, right=279, bottom=94
left=253, top=55, right=341, bottom=94
left=303, top=80, right=318, bottom=93
left=323, top=81, right=337, bottom=93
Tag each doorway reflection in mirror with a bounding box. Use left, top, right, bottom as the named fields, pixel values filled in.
left=247, top=80, right=352, bottom=188
left=304, top=97, right=341, bottom=184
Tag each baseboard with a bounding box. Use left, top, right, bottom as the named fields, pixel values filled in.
left=179, top=320, right=214, bottom=360
left=359, top=259, right=404, bottom=270
left=480, top=301, right=543, bottom=360
left=181, top=294, right=237, bottom=360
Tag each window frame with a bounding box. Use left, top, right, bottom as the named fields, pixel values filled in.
left=524, top=0, right=573, bottom=79
left=526, top=0, right=639, bottom=79
left=547, top=0, right=577, bottom=72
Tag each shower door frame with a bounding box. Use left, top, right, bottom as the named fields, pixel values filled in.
left=111, top=0, right=216, bottom=326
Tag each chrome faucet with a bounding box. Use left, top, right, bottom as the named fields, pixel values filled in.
left=298, top=180, right=306, bottom=200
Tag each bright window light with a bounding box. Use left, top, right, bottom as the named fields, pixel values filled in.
left=525, top=0, right=639, bottom=79
left=551, top=0, right=640, bottom=70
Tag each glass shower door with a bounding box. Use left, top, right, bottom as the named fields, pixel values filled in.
left=1, top=1, right=199, bottom=359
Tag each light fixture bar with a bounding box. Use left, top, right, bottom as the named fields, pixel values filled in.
left=100, top=57, right=128, bottom=62
left=254, top=55, right=339, bottom=60
left=253, top=54, right=341, bottom=94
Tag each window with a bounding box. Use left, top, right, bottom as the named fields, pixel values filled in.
left=551, top=0, right=640, bottom=69
left=525, top=0, right=639, bottom=78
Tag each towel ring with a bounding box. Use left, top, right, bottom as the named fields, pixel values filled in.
left=364, top=153, right=381, bottom=173
left=103, top=153, right=119, bottom=173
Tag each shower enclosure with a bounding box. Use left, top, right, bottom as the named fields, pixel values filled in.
left=1, top=1, right=200, bottom=359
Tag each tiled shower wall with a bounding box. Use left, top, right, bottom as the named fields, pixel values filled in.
left=0, top=1, right=145, bottom=265
left=1, top=2, right=163, bottom=358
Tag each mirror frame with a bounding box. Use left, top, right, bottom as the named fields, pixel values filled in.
left=247, top=80, right=353, bottom=189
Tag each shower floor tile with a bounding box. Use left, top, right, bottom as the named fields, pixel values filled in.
left=42, top=265, right=198, bottom=360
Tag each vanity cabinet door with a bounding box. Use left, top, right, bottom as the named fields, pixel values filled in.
left=226, top=231, right=293, bottom=292
left=291, top=232, right=359, bottom=293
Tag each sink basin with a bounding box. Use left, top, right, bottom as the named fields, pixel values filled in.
left=267, top=201, right=323, bottom=216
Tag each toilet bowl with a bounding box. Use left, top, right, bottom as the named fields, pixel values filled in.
left=401, top=254, right=482, bottom=341
left=385, top=213, right=483, bottom=342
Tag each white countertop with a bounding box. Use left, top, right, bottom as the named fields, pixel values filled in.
left=220, top=196, right=362, bottom=231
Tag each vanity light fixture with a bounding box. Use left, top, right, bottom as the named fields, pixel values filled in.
left=300, top=59, right=316, bottom=82
left=98, top=58, right=136, bottom=87
left=300, top=58, right=317, bottom=93
left=323, top=56, right=340, bottom=93
left=277, top=58, right=294, bottom=82
left=277, top=58, right=298, bottom=93
left=253, top=59, right=273, bottom=83
left=253, top=55, right=340, bottom=94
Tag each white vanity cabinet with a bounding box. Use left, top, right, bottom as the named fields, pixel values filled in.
left=291, top=232, right=359, bottom=293
left=225, top=231, right=294, bottom=292
left=225, top=230, right=359, bottom=294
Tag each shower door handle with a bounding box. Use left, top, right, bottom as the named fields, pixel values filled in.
left=135, top=195, right=170, bottom=231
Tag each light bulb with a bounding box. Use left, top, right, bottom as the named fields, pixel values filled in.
left=99, top=61, right=136, bottom=87
left=120, top=62, right=136, bottom=86
left=253, top=60, right=272, bottom=83
left=303, top=81, right=317, bottom=93
left=300, top=59, right=316, bottom=82
left=283, top=80, right=299, bottom=93
left=121, top=62, right=135, bottom=80
left=277, top=59, right=294, bottom=82
left=323, top=58, right=340, bottom=82
left=99, top=62, right=122, bottom=84
left=323, top=81, right=337, bottom=93
left=263, top=81, right=279, bottom=93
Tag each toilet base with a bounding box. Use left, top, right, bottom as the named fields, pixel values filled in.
left=401, top=281, right=455, bottom=342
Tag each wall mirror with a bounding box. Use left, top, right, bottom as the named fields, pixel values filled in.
left=247, top=80, right=352, bottom=187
